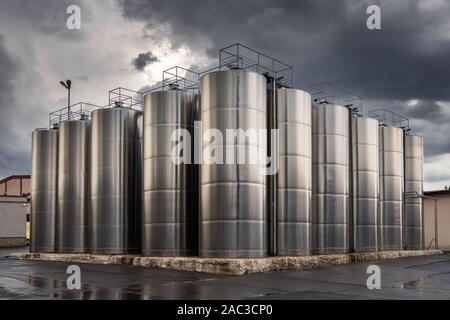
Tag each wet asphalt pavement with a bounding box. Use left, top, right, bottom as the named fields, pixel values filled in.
left=0, top=247, right=449, bottom=300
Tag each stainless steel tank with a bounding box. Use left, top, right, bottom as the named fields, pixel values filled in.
left=30, top=128, right=58, bottom=253
left=352, top=117, right=379, bottom=252
left=90, top=107, right=142, bottom=254
left=312, top=103, right=350, bottom=254
left=404, top=135, right=423, bottom=250
left=199, top=69, right=267, bottom=258
left=142, top=90, right=198, bottom=256
left=379, top=126, right=404, bottom=251
left=57, top=120, right=90, bottom=253
left=277, top=88, right=312, bottom=256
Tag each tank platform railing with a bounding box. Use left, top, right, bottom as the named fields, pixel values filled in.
left=109, top=44, right=295, bottom=101
left=48, top=102, right=99, bottom=128
left=219, top=43, right=294, bottom=88
left=107, top=87, right=143, bottom=111
left=162, top=66, right=200, bottom=93
left=368, top=108, right=410, bottom=130
left=310, top=82, right=363, bottom=115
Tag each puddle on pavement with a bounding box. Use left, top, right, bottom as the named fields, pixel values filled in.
left=401, top=278, right=425, bottom=291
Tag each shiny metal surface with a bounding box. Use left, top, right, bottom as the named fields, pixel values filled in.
left=277, top=88, right=312, bottom=256
left=90, top=107, right=142, bottom=254
left=352, top=117, right=379, bottom=252
left=312, top=103, right=350, bottom=254
left=31, top=129, right=58, bottom=253
left=379, top=126, right=404, bottom=251
left=56, top=120, right=90, bottom=253
left=142, top=90, right=198, bottom=256
left=200, top=69, right=267, bottom=258
left=404, top=135, right=423, bottom=250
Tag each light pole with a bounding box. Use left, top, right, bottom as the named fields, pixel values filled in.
left=60, top=80, right=72, bottom=119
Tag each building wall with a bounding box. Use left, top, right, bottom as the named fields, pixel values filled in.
left=424, top=194, right=450, bottom=251
left=7, top=179, right=20, bottom=196
left=0, top=197, right=28, bottom=247
left=22, top=179, right=30, bottom=196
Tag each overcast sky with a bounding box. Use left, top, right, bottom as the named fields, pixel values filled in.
left=0, top=0, right=449, bottom=190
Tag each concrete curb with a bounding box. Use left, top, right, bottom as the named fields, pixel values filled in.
left=9, top=250, right=443, bottom=275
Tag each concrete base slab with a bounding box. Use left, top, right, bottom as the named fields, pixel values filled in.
left=9, top=250, right=442, bottom=275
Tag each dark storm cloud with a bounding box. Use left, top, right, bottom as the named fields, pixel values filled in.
left=119, top=0, right=450, bottom=101
left=132, top=51, right=159, bottom=71
left=365, top=98, right=450, bottom=159
left=0, top=34, right=30, bottom=178
left=117, top=0, right=450, bottom=163
left=407, top=101, right=449, bottom=124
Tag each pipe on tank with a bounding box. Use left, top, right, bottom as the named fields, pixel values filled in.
left=267, top=76, right=278, bottom=256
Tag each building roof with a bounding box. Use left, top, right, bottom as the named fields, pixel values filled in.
left=0, top=175, right=31, bottom=185
left=424, top=189, right=450, bottom=196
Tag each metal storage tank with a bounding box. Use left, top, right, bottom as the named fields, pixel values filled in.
left=90, top=106, right=142, bottom=254
left=200, top=69, right=267, bottom=258
left=312, top=103, right=350, bottom=254
left=277, top=88, right=312, bottom=256
left=352, top=117, right=379, bottom=252
left=56, top=120, right=90, bottom=253
left=31, top=128, right=58, bottom=253
left=379, top=126, right=404, bottom=251
left=142, top=90, right=198, bottom=256
left=404, top=134, right=424, bottom=249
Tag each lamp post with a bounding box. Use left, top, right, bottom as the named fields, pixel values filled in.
left=60, top=80, right=72, bottom=119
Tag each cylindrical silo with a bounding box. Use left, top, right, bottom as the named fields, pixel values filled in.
left=352, top=117, right=379, bottom=252
left=200, top=69, right=267, bottom=258
left=312, top=103, right=350, bottom=254
left=404, top=134, right=423, bottom=250
left=31, top=128, right=58, bottom=253
left=379, top=126, right=404, bottom=251
left=277, top=88, right=312, bottom=256
left=56, top=120, right=90, bottom=253
left=90, top=107, right=142, bottom=254
left=142, top=90, right=198, bottom=256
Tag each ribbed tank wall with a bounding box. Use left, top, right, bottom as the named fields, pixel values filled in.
left=312, top=103, right=350, bottom=254
left=57, top=120, right=90, bottom=253
left=142, top=90, right=198, bottom=256
left=404, top=135, right=423, bottom=250
left=379, top=126, right=404, bottom=251
left=199, top=69, right=267, bottom=258
left=352, top=117, right=379, bottom=252
left=31, top=129, right=58, bottom=253
left=90, top=107, right=142, bottom=254
left=277, top=88, right=312, bottom=256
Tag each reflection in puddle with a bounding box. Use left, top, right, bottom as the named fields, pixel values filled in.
left=401, top=278, right=424, bottom=291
